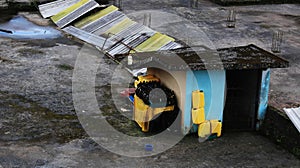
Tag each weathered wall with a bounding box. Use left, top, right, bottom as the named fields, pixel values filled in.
left=260, top=106, right=300, bottom=159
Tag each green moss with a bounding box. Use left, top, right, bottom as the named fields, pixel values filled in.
left=56, top=64, right=74, bottom=70
left=0, top=91, right=86, bottom=143
left=260, top=24, right=272, bottom=29
left=292, top=147, right=300, bottom=156
left=18, top=48, right=44, bottom=57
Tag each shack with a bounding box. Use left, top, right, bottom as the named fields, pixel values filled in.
left=120, top=44, right=289, bottom=137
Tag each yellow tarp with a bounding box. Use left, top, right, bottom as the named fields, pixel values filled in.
left=134, top=32, right=175, bottom=52
left=51, top=0, right=90, bottom=23
left=74, top=5, right=119, bottom=28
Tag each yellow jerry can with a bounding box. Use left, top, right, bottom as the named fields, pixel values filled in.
left=192, top=90, right=205, bottom=109
left=192, top=108, right=205, bottom=124
left=198, top=120, right=222, bottom=138
left=134, top=74, right=160, bottom=88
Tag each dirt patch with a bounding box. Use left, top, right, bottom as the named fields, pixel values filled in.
left=0, top=56, right=15, bottom=63
left=18, top=48, right=44, bottom=57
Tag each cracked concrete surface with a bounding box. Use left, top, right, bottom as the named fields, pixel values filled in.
left=0, top=0, right=299, bottom=167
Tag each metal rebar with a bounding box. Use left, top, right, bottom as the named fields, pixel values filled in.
left=226, top=8, right=236, bottom=28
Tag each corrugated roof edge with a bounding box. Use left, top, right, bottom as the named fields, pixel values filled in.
left=283, top=107, right=300, bottom=133
left=218, top=44, right=290, bottom=67
left=116, top=44, right=289, bottom=70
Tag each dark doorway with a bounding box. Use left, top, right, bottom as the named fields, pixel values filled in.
left=223, top=70, right=262, bottom=131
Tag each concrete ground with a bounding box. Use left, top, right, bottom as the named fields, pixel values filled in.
left=0, top=0, right=299, bottom=167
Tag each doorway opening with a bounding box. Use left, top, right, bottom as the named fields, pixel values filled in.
left=223, top=70, right=262, bottom=131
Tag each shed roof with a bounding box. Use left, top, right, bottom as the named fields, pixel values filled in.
left=118, top=44, right=289, bottom=70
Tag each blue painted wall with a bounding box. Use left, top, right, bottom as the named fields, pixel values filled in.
left=183, top=70, right=226, bottom=133
left=257, top=69, right=270, bottom=128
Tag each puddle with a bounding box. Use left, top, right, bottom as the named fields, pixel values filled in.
left=0, top=15, right=61, bottom=39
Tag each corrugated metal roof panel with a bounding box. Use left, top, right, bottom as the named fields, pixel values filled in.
left=38, top=0, right=81, bottom=18
left=92, top=15, right=128, bottom=35
left=74, top=5, right=119, bottom=29
left=159, top=41, right=183, bottom=51
left=63, top=26, right=113, bottom=49
left=103, top=17, right=136, bottom=36
left=107, top=24, right=156, bottom=44
left=38, top=0, right=181, bottom=58
left=284, top=107, right=300, bottom=133
left=51, top=0, right=99, bottom=28
left=134, top=32, right=175, bottom=52
left=81, top=11, right=125, bottom=33
left=107, top=32, right=155, bottom=56
left=108, top=23, right=143, bottom=41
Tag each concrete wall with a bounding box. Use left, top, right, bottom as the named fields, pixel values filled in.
left=147, top=68, right=187, bottom=132
left=261, top=106, right=300, bottom=159
left=212, top=0, right=299, bottom=5
left=148, top=68, right=227, bottom=134
left=185, top=70, right=226, bottom=133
